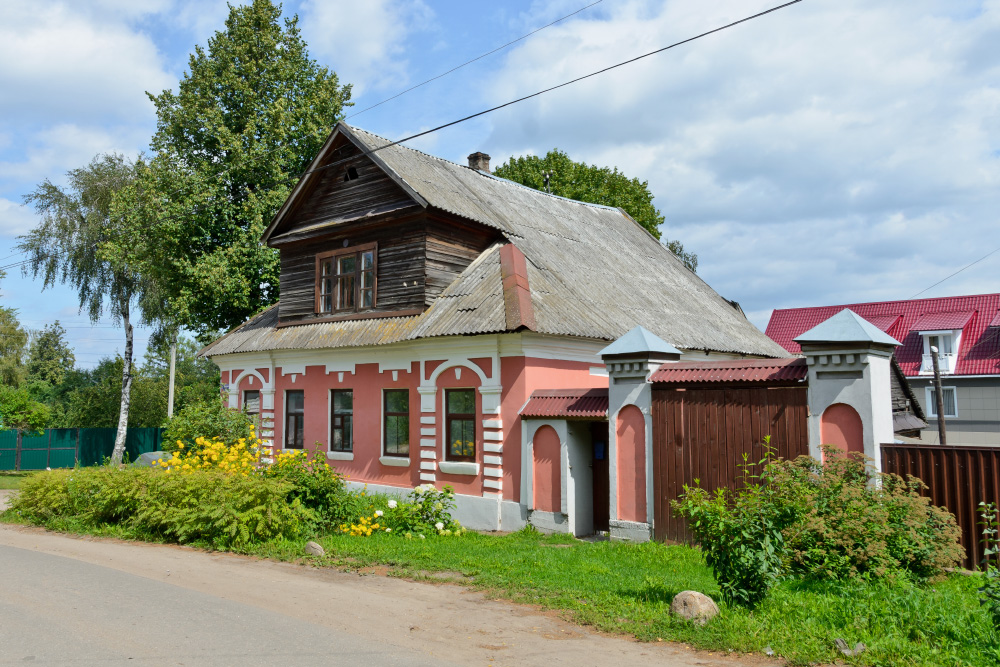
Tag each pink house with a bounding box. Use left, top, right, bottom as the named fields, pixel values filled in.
left=200, top=123, right=787, bottom=534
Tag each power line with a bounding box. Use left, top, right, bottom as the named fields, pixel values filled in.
left=909, top=244, right=1000, bottom=299
left=298, top=0, right=806, bottom=183
left=345, top=0, right=606, bottom=121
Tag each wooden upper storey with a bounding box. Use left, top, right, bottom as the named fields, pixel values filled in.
left=266, top=133, right=498, bottom=326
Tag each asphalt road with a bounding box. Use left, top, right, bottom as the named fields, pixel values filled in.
left=0, top=524, right=771, bottom=667
left=0, top=542, right=450, bottom=666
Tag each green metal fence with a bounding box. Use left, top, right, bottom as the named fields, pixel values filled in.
left=0, top=428, right=164, bottom=471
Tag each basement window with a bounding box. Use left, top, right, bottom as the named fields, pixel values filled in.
left=316, top=242, right=376, bottom=314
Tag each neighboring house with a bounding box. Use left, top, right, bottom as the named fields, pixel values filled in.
left=200, top=122, right=787, bottom=533
left=766, top=294, right=1000, bottom=446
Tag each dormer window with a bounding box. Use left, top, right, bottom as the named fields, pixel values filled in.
left=315, top=243, right=376, bottom=314
left=919, top=330, right=960, bottom=374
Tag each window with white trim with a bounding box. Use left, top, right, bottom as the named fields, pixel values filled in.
left=383, top=389, right=409, bottom=456
left=925, top=386, right=958, bottom=418
left=919, top=330, right=961, bottom=374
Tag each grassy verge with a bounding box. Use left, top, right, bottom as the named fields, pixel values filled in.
left=0, top=473, right=29, bottom=490
left=239, top=530, right=998, bottom=667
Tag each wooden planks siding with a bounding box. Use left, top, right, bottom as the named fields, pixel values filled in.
left=882, top=444, right=1000, bottom=569
left=425, top=219, right=497, bottom=305
left=278, top=222, right=427, bottom=322
left=650, top=386, right=809, bottom=543
left=276, top=140, right=417, bottom=238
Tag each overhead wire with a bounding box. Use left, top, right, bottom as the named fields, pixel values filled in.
left=294, top=0, right=805, bottom=183
left=344, top=0, right=606, bottom=121
left=909, top=244, right=1000, bottom=299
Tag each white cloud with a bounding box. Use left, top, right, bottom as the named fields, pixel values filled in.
left=0, top=198, right=37, bottom=239
left=298, top=0, right=434, bottom=95
left=0, top=1, right=174, bottom=126
left=482, top=0, right=1000, bottom=319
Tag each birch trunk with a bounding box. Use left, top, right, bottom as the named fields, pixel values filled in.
left=110, top=304, right=134, bottom=465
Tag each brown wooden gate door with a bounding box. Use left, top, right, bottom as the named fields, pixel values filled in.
left=651, top=386, right=809, bottom=543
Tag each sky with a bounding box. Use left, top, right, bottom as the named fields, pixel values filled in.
left=0, top=0, right=998, bottom=368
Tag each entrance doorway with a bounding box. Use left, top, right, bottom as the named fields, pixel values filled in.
left=590, top=421, right=610, bottom=533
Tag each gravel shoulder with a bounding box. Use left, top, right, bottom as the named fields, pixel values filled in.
left=0, top=523, right=777, bottom=667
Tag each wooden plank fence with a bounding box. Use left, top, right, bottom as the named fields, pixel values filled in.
left=650, top=386, right=810, bottom=543
left=882, top=444, right=1000, bottom=570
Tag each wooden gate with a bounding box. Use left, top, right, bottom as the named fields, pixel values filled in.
left=650, top=386, right=809, bottom=543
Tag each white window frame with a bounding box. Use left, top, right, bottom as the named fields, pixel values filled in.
left=327, top=388, right=354, bottom=461
left=380, top=387, right=410, bottom=466
left=438, top=386, right=480, bottom=476
left=924, top=386, right=958, bottom=419
left=919, top=329, right=961, bottom=374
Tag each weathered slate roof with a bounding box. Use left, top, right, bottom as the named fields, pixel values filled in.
left=204, top=123, right=788, bottom=358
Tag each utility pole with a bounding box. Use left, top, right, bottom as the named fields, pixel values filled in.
left=167, top=334, right=177, bottom=419
left=930, top=345, right=947, bottom=445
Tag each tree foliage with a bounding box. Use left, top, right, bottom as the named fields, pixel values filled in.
left=494, top=149, right=697, bottom=272
left=0, top=385, right=50, bottom=435
left=0, top=298, right=27, bottom=388
left=26, top=321, right=75, bottom=386
left=136, top=0, right=353, bottom=335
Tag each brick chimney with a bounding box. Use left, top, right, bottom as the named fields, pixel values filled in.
left=467, top=152, right=491, bottom=173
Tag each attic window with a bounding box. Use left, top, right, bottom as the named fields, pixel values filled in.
left=316, top=243, right=376, bottom=314
left=343, top=166, right=359, bottom=182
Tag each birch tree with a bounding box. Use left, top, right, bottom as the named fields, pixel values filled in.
left=20, top=153, right=159, bottom=464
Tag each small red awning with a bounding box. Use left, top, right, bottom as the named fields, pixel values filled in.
left=520, top=388, right=608, bottom=419
left=909, top=311, right=975, bottom=331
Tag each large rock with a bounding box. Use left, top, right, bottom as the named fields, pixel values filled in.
left=669, top=591, right=719, bottom=626
left=304, top=541, right=325, bottom=556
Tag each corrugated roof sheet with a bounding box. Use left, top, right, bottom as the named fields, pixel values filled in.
left=520, top=388, right=609, bottom=419
left=866, top=315, right=901, bottom=331
left=991, top=311, right=1000, bottom=328
left=765, top=293, right=1000, bottom=377
left=206, top=123, right=790, bottom=358
left=909, top=311, right=975, bottom=331
left=650, top=358, right=807, bottom=384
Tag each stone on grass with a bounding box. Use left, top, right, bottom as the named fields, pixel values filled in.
left=834, top=638, right=866, bottom=657
left=304, top=541, right=325, bottom=556
left=669, top=591, right=719, bottom=626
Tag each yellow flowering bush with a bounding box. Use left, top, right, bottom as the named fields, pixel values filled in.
left=153, top=429, right=267, bottom=476
left=341, top=510, right=390, bottom=537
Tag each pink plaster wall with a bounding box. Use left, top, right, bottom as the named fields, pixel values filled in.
left=821, top=403, right=864, bottom=456
left=434, top=363, right=485, bottom=495
left=616, top=405, right=647, bottom=523
left=532, top=425, right=561, bottom=513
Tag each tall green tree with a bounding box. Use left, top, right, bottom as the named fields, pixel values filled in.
left=26, top=321, right=75, bottom=386
left=0, top=270, right=28, bottom=387
left=137, top=0, right=352, bottom=335
left=494, top=149, right=698, bottom=272
left=0, top=385, right=50, bottom=435
left=20, top=153, right=161, bottom=464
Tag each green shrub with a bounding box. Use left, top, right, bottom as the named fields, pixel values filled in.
left=979, top=501, right=1000, bottom=630
left=769, top=449, right=964, bottom=580
left=385, top=484, right=464, bottom=537
left=673, top=446, right=791, bottom=608
left=262, top=448, right=358, bottom=531
left=162, top=398, right=254, bottom=452
left=9, top=466, right=311, bottom=549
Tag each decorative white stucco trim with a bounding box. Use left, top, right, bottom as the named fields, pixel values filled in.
left=420, top=416, right=436, bottom=424
left=483, top=431, right=503, bottom=441
left=420, top=461, right=436, bottom=471
left=420, top=438, right=436, bottom=447
left=483, top=442, right=503, bottom=453
left=419, top=450, right=436, bottom=459
left=420, top=427, right=435, bottom=436
left=438, top=461, right=479, bottom=476
left=609, top=519, right=651, bottom=542
left=482, top=419, right=503, bottom=429
left=417, top=386, right=437, bottom=413
left=327, top=451, right=354, bottom=461
left=379, top=456, right=410, bottom=467
left=419, top=473, right=436, bottom=482
left=483, top=467, right=503, bottom=478
left=484, top=455, right=502, bottom=466
left=483, top=479, right=502, bottom=490
left=478, top=386, right=503, bottom=414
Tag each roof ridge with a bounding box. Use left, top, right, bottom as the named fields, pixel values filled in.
left=342, top=122, right=624, bottom=214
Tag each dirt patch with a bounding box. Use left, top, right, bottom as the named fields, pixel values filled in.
left=415, top=569, right=473, bottom=582
left=0, top=490, right=15, bottom=512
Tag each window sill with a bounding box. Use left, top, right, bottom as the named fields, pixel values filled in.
left=379, top=456, right=410, bottom=467
left=327, top=451, right=354, bottom=461
left=438, top=461, right=480, bottom=476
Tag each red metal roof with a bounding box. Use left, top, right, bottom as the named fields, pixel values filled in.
left=765, top=293, right=1000, bottom=377
left=990, top=310, right=1000, bottom=328
left=650, top=358, right=807, bottom=384
left=520, top=388, right=608, bottom=419
left=865, top=314, right=901, bottom=332
left=909, top=311, right=975, bottom=331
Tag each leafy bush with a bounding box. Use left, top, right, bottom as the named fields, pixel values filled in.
left=386, top=484, right=465, bottom=537
left=9, top=466, right=311, bottom=549
left=162, top=398, right=255, bottom=452
left=769, top=448, right=964, bottom=580
left=150, top=435, right=262, bottom=475
left=674, top=447, right=791, bottom=608
left=979, top=501, right=1000, bottom=630
left=263, top=448, right=360, bottom=530
left=675, top=443, right=964, bottom=607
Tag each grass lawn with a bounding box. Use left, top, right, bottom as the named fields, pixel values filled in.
left=0, top=473, right=27, bottom=490
left=242, top=530, right=999, bottom=667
